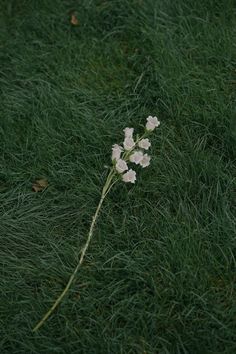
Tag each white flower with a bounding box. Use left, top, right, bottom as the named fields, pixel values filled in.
left=123, top=137, right=135, bottom=151
left=122, top=169, right=136, bottom=183
left=123, top=127, right=134, bottom=138
left=112, top=144, right=123, bottom=161
left=138, top=138, right=151, bottom=150
left=116, top=159, right=128, bottom=173
left=140, top=154, right=151, bottom=168
left=146, top=116, right=160, bottom=131
left=129, top=150, right=144, bottom=165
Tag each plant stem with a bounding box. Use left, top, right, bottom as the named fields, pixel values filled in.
left=33, top=169, right=115, bottom=332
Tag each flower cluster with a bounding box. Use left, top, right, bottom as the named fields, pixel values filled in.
left=111, top=115, right=160, bottom=183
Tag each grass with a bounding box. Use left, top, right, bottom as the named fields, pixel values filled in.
left=0, top=0, right=235, bottom=352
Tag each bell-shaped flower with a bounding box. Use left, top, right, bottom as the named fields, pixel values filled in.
left=123, top=137, right=135, bottom=151
left=146, top=116, right=160, bottom=131
left=112, top=144, right=123, bottom=161
left=129, top=150, right=144, bottom=165
left=116, top=159, right=128, bottom=173
left=140, top=154, right=151, bottom=168
left=123, top=127, right=134, bottom=138
left=138, top=138, right=151, bottom=150
left=122, top=169, right=136, bottom=183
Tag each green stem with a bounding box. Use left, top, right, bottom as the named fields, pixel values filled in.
left=33, top=169, right=115, bottom=332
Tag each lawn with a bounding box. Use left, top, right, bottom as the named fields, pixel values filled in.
left=0, top=0, right=235, bottom=353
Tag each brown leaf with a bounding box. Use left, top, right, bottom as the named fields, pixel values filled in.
left=32, top=179, right=48, bottom=192
left=70, top=14, right=79, bottom=26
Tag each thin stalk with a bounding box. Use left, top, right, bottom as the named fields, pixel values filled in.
left=33, top=169, right=115, bottom=332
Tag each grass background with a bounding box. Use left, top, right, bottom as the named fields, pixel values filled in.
left=0, top=0, right=235, bottom=353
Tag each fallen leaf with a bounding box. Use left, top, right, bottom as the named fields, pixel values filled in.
left=32, top=179, right=48, bottom=192
left=70, top=13, right=79, bottom=26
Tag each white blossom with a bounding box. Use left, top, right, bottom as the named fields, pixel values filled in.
left=112, top=144, right=123, bottom=161
left=140, top=154, right=151, bottom=168
left=129, top=150, right=144, bottom=165
left=146, top=116, right=160, bottom=131
left=122, top=169, right=136, bottom=183
left=123, top=127, right=134, bottom=138
left=138, top=138, right=151, bottom=150
left=116, top=159, right=128, bottom=173
left=123, top=137, right=135, bottom=151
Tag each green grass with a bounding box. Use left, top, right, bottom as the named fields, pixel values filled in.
left=0, top=0, right=235, bottom=352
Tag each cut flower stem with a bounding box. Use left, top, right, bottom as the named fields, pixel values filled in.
left=33, top=168, right=116, bottom=332
left=33, top=116, right=160, bottom=331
